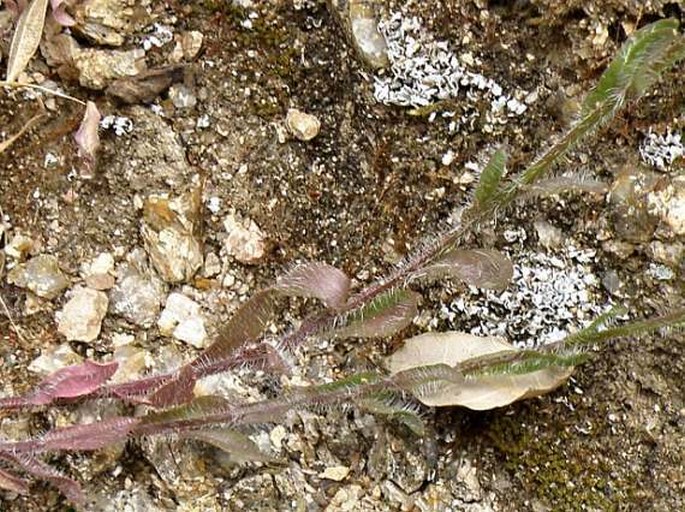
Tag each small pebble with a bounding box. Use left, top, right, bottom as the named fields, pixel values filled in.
left=286, top=108, right=321, bottom=141
left=28, top=343, right=82, bottom=375
left=223, top=214, right=266, bottom=264
left=109, top=266, right=166, bottom=327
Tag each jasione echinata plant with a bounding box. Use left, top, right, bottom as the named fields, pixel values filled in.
left=0, top=19, right=684, bottom=508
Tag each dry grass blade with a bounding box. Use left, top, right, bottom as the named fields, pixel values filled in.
left=0, top=110, right=46, bottom=155
left=6, top=0, right=50, bottom=83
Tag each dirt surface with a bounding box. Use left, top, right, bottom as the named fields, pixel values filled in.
left=0, top=0, right=684, bottom=511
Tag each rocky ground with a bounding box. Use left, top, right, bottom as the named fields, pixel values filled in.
left=0, top=0, right=683, bottom=510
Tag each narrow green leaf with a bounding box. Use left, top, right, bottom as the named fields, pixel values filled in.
left=334, top=289, right=421, bottom=339
left=141, top=395, right=232, bottom=428
left=473, top=148, right=507, bottom=210
left=359, top=394, right=425, bottom=435
left=582, top=19, right=685, bottom=116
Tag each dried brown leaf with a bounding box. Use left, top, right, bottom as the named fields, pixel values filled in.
left=6, top=0, right=50, bottom=82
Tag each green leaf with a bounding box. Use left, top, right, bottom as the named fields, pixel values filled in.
left=334, top=289, right=421, bottom=339
left=359, top=394, right=425, bottom=435
left=582, top=19, right=685, bottom=116
left=141, top=395, right=232, bottom=428
left=473, top=148, right=507, bottom=210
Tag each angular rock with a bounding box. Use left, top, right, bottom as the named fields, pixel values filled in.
left=170, top=30, right=203, bottom=63
left=157, top=292, right=208, bottom=348
left=109, top=262, right=166, bottom=327
left=72, top=0, right=145, bottom=47
left=329, top=0, right=389, bottom=69
left=114, top=106, right=193, bottom=190
left=648, top=176, right=685, bottom=235
left=82, top=252, right=116, bottom=290
left=168, top=83, right=197, bottom=109
left=57, top=287, right=109, bottom=342
left=7, top=254, right=69, bottom=299
left=609, top=169, right=660, bottom=243
left=141, top=188, right=203, bottom=283
left=73, top=47, right=146, bottom=90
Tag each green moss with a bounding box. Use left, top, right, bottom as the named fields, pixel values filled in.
left=482, top=409, right=623, bottom=510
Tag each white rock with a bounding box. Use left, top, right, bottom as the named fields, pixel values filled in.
left=319, top=465, right=350, bottom=482
left=223, top=214, right=266, bottom=264
left=286, top=108, right=321, bottom=141
left=57, top=287, right=109, bottom=342
left=82, top=252, right=115, bottom=290
left=158, top=292, right=208, bottom=348
left=269, top=425, right=287, bottom=451
left=109, top=266, right=167, bottom=327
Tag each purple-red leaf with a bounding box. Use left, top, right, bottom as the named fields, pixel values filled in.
left=275, top=261, right=351, bottom=310
left=39, top=417, right=138, bottom=451
left=28, top=360, right=118, bottom=405
left=5, top=454, right=84, bottom=506
left=73, top=100, right=101, bottom=177
left=414, top=249, right=513, bottom=290
left=190, top=290, right=279, bottom=371
left=335, top=289, right=421, bottom=339
left=0, top=467, right=29, bottom=495
left=145, top=366, right=196, bottom=408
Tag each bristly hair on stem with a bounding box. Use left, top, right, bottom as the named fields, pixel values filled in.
left=0, top=18, right=682, bottom=508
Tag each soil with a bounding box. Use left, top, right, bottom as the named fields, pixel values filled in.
left=0, top=0, right=683, bottom=511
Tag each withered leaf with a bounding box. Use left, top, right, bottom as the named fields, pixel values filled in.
left=73, top=100, right=101, bottom=177
left=6, top=0, right=50, bottom=82
left=105, top=65, right=186, bottom=104
left=387, top=331, right=574, bottom=410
